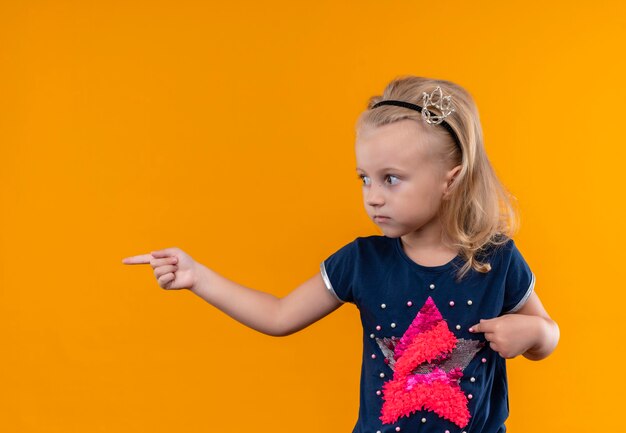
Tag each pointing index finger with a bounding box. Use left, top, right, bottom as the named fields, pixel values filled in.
left=150, top=249, right=177, bottom=258
left=469, top=319, right=486, bottom=333
left=121, top=254, right=152, bottom=265
left=469, top=318, right=494, bottom=333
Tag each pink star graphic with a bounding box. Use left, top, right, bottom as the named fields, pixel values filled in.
left=376, top=297, right=485, bottom=428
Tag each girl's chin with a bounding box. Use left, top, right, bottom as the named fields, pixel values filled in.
left=376, top=225, right=402, bottom=237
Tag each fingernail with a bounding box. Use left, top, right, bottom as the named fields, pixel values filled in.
left=469, top=327, right=474, bottom=332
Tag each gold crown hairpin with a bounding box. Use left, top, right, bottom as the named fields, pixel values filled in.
left=370, top=86, right=461, bottom=151
left=420, top=86, right=455, bottom=125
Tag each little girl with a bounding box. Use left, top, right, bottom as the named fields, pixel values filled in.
left=122, top=75, right=559, bottom=433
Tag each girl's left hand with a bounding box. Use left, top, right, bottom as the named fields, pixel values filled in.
left=469, top=315, right=541, bottom=359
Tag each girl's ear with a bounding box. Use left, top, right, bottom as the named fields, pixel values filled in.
left=443, top=164, right=462, bottom=197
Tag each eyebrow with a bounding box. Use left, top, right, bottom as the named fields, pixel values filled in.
left=355, top=166, right=407, bottom=173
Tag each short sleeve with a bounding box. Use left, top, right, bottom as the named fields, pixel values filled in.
left=501, top=240, right=536, bottom=315
left=320, top=238, right=359, bottom=304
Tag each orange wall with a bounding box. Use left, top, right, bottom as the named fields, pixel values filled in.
left=1, top=1, right=624, bottom=431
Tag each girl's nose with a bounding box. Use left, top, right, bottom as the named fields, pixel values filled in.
left=365, top=183, right=385, bottom=206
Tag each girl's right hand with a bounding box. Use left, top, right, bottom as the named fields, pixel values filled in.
left=121, top=247, right=200, bottom=291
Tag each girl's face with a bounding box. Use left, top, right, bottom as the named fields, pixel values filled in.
left=355, top=119, right=460, bottom=241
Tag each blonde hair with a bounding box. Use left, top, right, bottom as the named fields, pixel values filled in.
left=356, top=75, right=520, bottom=282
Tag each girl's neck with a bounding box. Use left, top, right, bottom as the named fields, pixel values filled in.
left=399, top=236, right=460, bottom=267
left=399, top=219, right=455, bottom=251
left=399, top=228, right=459, bottom=265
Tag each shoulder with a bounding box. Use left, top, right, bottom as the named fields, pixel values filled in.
left=475, top=235, right=518, bottom=269
left=327, top=235, right=394, bottom=263
left=354, top=234, right=396, bottom=255
left=483, top=234, right=515, bottom=254
left=482, top=237, right=532, bottom=284
left=355, top=234, right=392, bottom=245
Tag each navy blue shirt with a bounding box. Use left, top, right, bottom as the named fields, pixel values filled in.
left=320, top=235, right=535, bottom=433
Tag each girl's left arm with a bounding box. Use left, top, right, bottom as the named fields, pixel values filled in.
left=512, top=291, right=560, bottom=361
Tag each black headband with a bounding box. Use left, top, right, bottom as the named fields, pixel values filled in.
left=371, top=100, right=462, bottom=152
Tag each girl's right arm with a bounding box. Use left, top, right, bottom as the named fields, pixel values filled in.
left=122, top=247, right=344, bottom=337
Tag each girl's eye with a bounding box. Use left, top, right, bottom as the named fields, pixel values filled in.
left=357, top=174, right=399, bottom=186
left=386, top=175, right=400, bottom=185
